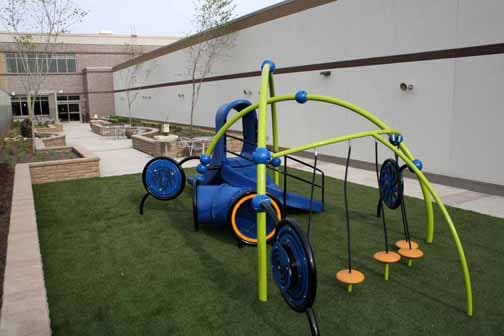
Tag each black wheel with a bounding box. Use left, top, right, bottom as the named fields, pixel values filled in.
left=142, top=157, right=186, bottom=201
left=379, top=159, right=404, bottom=210
left=271, top=218, right=317, bottom=313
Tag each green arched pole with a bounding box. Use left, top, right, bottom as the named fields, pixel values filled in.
left=204, top=72, right=471, bottom=316
left=374, top=135, right=472, bottom=316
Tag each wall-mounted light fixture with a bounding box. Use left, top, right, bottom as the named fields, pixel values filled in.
left=320, top=71, right=332, bottom=77
left=400, top=82, right=414, bottom=92
left=11, top=92, right=15, bottom=96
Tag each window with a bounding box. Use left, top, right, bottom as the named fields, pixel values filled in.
left=6, top=54, right=17, bottom=73
left=11, top=96, right=49, bottom=116
left=57, top=95, right=80, bottom=122
left=5, top=53, right=77, bottom=74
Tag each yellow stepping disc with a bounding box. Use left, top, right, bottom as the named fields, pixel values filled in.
left=336, top=269, right=365, bottom=285
left=398, top=248, right=424, bottom=259
left=374, top=251, right=401, bottom=264
left=395, top=240, right=419, bottom=250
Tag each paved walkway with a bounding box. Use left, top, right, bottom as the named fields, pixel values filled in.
left=64, top=122, right=152, bottom=177
left=64, top=122, right=504, bottom=218
left=289, top=157, right=504, bottom=218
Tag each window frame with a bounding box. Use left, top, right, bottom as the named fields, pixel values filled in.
left=5, top=53, right=77, bottom=74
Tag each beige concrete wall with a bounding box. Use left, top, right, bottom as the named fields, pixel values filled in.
left=83, top=68, right=115, bottom=118
left=113, top=0, right=504, bottom=187
left=0, top=89, right=11, bottom=135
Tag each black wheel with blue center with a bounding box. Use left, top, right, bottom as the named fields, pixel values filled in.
left=271, top=218, right=317, bottom=313
left=142, top=157, right=186, bottom=201
left=379, top=159, right=404, bottom=210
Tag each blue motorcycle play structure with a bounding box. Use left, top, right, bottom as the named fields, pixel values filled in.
left=141, top=98, right=324, bottom=246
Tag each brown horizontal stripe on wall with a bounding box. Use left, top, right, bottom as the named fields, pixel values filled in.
left=113, top=0, right=337, bottom=72
left=272, top=145, right=504, bottom=196
left=114, top=43, right=504, bottom=94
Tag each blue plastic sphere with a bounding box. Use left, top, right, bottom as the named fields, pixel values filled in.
left=295, top=90, right=308, bottom=104
left=197, top=164, right=208, bottom=174
left=412, top=159, right=423, bottom=171
left=200, top=154, right=211, bottom=165
left=252, top=194, right=271, bottom=212
left=261, top=60, right=276, bottom=73
left=389, top=134, right=404, bottom=146
left=195, top=174, right=205, bottom=183
left=252, top=148, right=271, bottom=164
left=271, top=157, right=282, bottom=167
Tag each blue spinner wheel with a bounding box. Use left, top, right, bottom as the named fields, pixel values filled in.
left=379, top=159, right=404, bottom=210
left=142, top=157, right=186, bottom=201
left=271, top=218, right=317, bottom=313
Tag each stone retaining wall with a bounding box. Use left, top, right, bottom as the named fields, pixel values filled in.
left=42, top=134, right=66, bottom=147
left=90, top=120, right=156, bottom=138
left=35, top=124, right=63, bottom=133
left=132, top=130, right=244, bottom=158
left=29, top=146, right=100, bottom=184
left=0, top=164, right=51, bottom=336
left=36, top=133, right=66, bottom=148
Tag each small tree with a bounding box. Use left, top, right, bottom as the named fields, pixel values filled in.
left=0, top=0, right=87, bottom=142
left=186, top=0, right=236, bottom=136
left=120, top=29, right=157, bottom=126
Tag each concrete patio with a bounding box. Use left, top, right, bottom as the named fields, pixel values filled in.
left=64, top=122, right=153, bottom=177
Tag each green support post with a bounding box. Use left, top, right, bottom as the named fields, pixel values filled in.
left=269, top=74, right=280, bottom=186
left=256, top=64, right=271, bottom=302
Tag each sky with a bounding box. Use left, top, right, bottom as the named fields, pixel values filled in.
left=71, top=0, right=284, bottom=37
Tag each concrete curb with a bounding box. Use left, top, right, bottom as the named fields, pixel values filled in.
left=0, top=164, right=51, bottom=336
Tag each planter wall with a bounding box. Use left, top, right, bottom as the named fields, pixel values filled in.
left=132, top=131, right=244, bottom=158
left=36, top=133, right=66, bottom=148
left=29, top=146, right=100, bottom=184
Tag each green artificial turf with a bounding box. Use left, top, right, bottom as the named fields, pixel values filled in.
left=33, top=170, right=504, bottom=335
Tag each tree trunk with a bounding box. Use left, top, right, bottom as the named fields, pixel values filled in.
left=190, top=81, right=196, bottom=138
left=27, top=94, right=36, bottom=153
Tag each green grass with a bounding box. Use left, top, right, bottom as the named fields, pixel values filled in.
left=33, top=171, right=504, bottom=335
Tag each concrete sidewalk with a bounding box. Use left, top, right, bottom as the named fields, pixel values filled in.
left=289, top=156, right=504, bottom=219
left=64, top=122, right=153, bottom=177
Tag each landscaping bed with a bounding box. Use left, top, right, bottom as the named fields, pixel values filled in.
left=0, top=164, right=14, bottom=307
left=132, top=125, right=243, bottom=158
left=32, top=171, right=504, bottom=335
left=29, top=146, right=100, bottom=184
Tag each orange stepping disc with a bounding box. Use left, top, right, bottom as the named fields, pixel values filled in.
left=336, top=269, right=365, bottom=285
left=395, top=240, right=419, bottom=250
left=373, top=251, right=401, bottom=264
left=398, top=248, right=424, bottom=259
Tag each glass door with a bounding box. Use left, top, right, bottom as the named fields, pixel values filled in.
left=57, top=95, right=81, bottom=122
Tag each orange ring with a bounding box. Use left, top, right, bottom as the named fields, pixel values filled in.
left=230, top=193, right=281, bottom=244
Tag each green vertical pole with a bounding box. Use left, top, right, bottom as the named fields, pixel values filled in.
left=421, top=184, right=434, bottom=243
left=269, top=74, right=280, bottom=186
left=257, top=64, right=271, bottom=302
left=400, top=143, right=434, bottom=243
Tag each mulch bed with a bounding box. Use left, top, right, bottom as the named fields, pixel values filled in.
left=0, top=164, right=14, bottom=307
